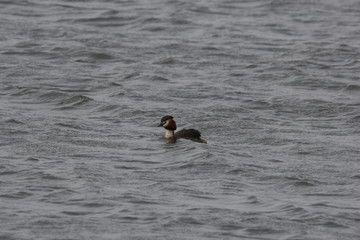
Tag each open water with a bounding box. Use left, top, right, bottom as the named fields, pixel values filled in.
left=1, top=0, right=360, bottom=239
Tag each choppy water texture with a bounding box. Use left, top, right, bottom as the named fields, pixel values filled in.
left=1, top=0, right=360, bottom=239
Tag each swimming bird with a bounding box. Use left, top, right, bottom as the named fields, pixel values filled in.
left=158, top=115, right=207, bottom=144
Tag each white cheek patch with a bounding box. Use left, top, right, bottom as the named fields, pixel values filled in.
left=163, top=120, right=170, bottom=127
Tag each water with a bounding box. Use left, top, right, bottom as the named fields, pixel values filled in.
left=1, top=0, right=360, bottom=239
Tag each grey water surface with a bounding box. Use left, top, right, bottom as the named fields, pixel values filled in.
left=1, top=0, right=360, bottom=239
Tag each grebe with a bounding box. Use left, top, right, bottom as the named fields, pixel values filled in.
left=158, top=116, right=207, bottom=144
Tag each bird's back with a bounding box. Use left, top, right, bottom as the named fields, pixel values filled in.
left=175, top=129, right=202, bottom=139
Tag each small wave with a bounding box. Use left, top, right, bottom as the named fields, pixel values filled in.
left=5, top=119, right=24, bottom=125
left=73, top=15, right=138, bottom=25
left=284, top=176, right=317, bottom=187
left=55, top=122, right=83, bottom=130
left=41, top=173, right=65, bottom=181
left=323, top=221, right=347, bottom=228
left=88, top=52, right=114, bottom=60
left=25, top=157, right=40, bottom=162
left=150, top=75, right=169, bottom=81
left=0, top=191, right=33, bottom=200
left=55, top=95, right=94, bottom=109
left=10, top=87, right=39, bottom=97
left=61, top=210, right=93, bottom=216
left=0, top=170, right=18, bottom=175
left=122, top=72, right=140, bottom=80
left=153, top=57, right=176, bottom=65
left=351, top=174, right=360, bottom=179
left=38, top=91, right=68, bottom=102
left=74, top=52, right=115, bottom=63
left=93, top=104, right=120, bottom=113
left=227, top=168, right=246, bottom=175
left=343, top=84, right=360, bottom=91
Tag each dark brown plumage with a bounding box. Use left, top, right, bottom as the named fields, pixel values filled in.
left=175, top=129, right=201, bottom=139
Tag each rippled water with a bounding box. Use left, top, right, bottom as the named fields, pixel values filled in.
left=1, top=1, right=360, bottom=239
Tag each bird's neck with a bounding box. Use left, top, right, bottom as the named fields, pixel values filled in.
left=164, top=129, right=175, bottom=138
